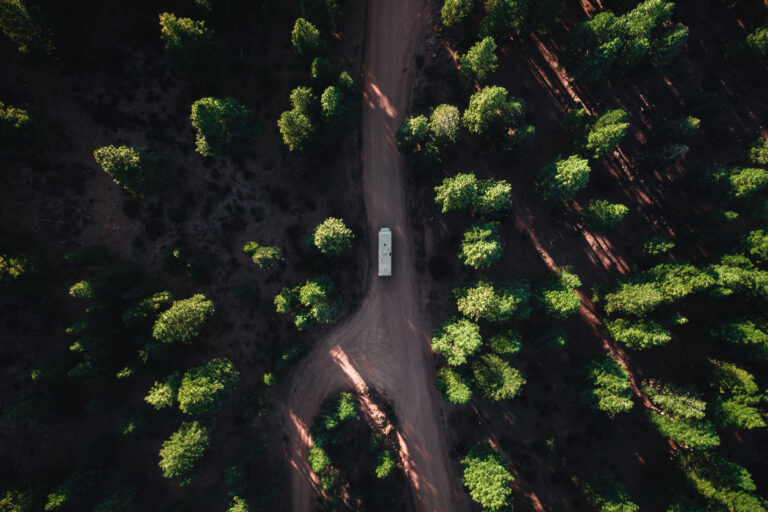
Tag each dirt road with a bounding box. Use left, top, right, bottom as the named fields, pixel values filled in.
left=283, top=0, right=465, bottom=510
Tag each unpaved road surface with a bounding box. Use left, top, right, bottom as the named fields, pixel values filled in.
left=283, top=0, right=465, bottom=510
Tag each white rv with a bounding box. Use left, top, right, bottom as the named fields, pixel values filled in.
left=378, top=228, right=392, bottom=277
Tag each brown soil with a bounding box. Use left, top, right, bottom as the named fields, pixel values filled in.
left=281, top=0, right=468, bottom=510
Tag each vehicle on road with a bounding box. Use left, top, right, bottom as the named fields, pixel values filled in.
left=378, top=227, right=392, bottom=277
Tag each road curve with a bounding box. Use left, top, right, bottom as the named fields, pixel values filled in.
left=283, top=0, right=464, bottom=510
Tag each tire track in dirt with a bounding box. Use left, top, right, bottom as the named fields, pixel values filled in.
left=282, top=1, right=466, bottom=510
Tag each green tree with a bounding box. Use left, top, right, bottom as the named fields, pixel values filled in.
left=462, top=86, right=524, bottom=135
left=743, top=230, right=768, bottom=264
left=158, top=421, right=211, bottom=479
left=461, top=445, right=514, bottom=511
left=473, top=179, right=512, bottom=218
left=429, top=104, right=461, bottom=146
left=459, top=37, right=498, bottom=86
left=308, top=444, right=331, bottom=473
left=313, top=217, right=354, bottom=256
left=537, top=270, right=581, bottom=319
left=122, top=291, right=174, bottom=328
left=748, top=135, right=768, bottom=166
left=190, top=97, right=258, bottom=157
left=374, top=448, right=396, bottom=479
left=299, top=0, right=341, bottom=29
left=580, top=199, right=629, bottom=229
left=242, top=241, right=283, bottom=269
left=480, top=0, right=563, bottom=39
left=708, top=359, right=766, bottom=430
left=44, top=471, right=94, bottom=511
left=583, top=477, right=639, bottom=512
left=177, top=357, right=239, bottom=415
left=274, top=275, right=339, bottom=330
left=435, top=367, right=472, bottom=404
left=311, top=57, right=336, bottom=87
left=539, top=155, right=591, bottom=199
left=643, top=236, right=675, bottom=255
left=278, top=109, right=315, bottom=152
left=435, top=172, right=478, bottom=213
left=744, top=26, right=768, bottom=58
left=396, top=115, right=429, bottom=152
left=643, top=380, right=720, bottom=449
left=291, top=18, right=324, bottom=59
left=605, top=318, right=671, bottom=349
left=488, top=330, right=522, bottom=355
left=473, top=354, right=525, bottom=401
left=441, top=0, right=474, bottom=26
left=226, top=496, right=250, bottom=512
left=0, top=0, right=54, bottom=54
left=320, top=86, right=347, bottom=125
left=713, top=166, right=768, bottom=199
left=152, top=294, right=215, bottom=344
left=459, top=222, right=502, bottom=269
left=455, top=280, right=531, bottom=321
left=93, top=145, right=173, bottom=197
left=585, top=354, right=633, bottom=416
left=0, top=490, right=32, bottom=512
left=93, top=488, right=135, bottom=512
left=431, top=316, right=482, bottom=366
left=583, top=109, right=629, bottom=159
left=159, top=13, right=218, bottom=69
left=145, top=373, right=181, bottom=410
left=0, top=253, right=35, bottom=292
left=289, top=86, right=318, bottom=116
left=0, top=100, right=32, bottom=146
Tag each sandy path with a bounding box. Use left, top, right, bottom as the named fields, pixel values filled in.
left=283, top=0, right=464, bottom=511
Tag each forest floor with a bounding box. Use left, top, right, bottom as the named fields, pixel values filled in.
left=281, top=0, right=469, bottom=510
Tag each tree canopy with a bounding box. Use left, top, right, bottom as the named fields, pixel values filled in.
left=432, top=317, right=482, bottom=366
left=152, top=294, right=215, bottom=344
left=93, top=145, right=173, bottom=197
left=190, top=97, right=258, bottom=157
left=461, top=445, right=514, bottom=511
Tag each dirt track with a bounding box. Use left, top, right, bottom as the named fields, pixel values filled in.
left=283, top=0, right=465, bottom=510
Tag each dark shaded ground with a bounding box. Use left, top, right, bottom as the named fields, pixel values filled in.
left=405, top=0, right=768, bottom=510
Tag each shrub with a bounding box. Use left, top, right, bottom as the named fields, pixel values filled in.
left=461, top=445, right=514, bottom=511
left=0, top=100, right=32, bottom=145
left=643, top=380, right=720, bottom=449
left=435, top=367, right=473, bottom=404
left=177, top=358, right=239, bottom=415
left=537, top=270, right=581, bottom=319
left=242, top=241, right=283, bottom=269
left=190, top=97, right=258, bottom=157
left=455, top=280, right=531, bottom=322
left=605, top=318, right=671, bottom=349
left=435, top=172, right=478, bottom=213
left=473, top=354, right=525, bottom=401
left=431, top=317, right=482, bottom=366
left=585, top=354, right=633, bottom=416
left=291, top=18, right=324, bottom=59
left=441, top=0, right=474, bottom=26
left=274, top=275, right=339, bottom=330
left=429, top=104, right=461, bottom=146
left=159, top=13, right=218, bottom=69
left=93, top=145, right=173, bottom=197
left=459, top=222, right=502, bottom=269
left=462, top=86, right=524, bottom=135
left=396, top=115, right=429, bottom=152
left=459, top=37, right=498, bottom=86
left=313, top=217, right=354, bottom=256
left=583, top=477, right=639, bottom=512
left=158, top=421, right=211, bottom=479
left=152, top=294, right=215, bottom=344
left=0, top=0, right=54, bottom=54
left=539, top=155, right=591, bottom=199
left=580, top=200, right=628, bottom=229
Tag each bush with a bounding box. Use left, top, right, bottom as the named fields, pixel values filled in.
left=431, top=316, right=482, bottom=366
left=152, top=294, right=215, bottom=344
left=93, top=145, right=173, bottom=197
left=159, top=13, right=218, bottom=69
left=473, top=354, right=525, bottom=401
left=0, top=100, right=32, bottom=146
left=583, top=477, right=639, bottom=512
left=190, top=97, right=258, bottom=157
left=274, top=275, right=339, bottom=330
left=396, top=115, right=429, bottom=152
left=313, top=217, right=354, bottom=256
left=537, top=270, right=581, bottom=319
left=459, top=222, right=502, bottom=269
left=605, top=318, right=671, bottom=349
left=242, top=241, right=283, bottom=269
left=643, top=380, right=720, bottom=449
left=291, top=18, right=324, bottom=59
left=539, top=155, right=590, bottom=199
left=455, top=280, right=531, bottom=321
left=177, top=358, right=239, bottom=415
left=429, top=104, right=461, bottom=146
left=461, top=445, right=514, bottom=511
left=585, top=354, right=633, bottom=416
left=158, top=421, right=211, bottom=479
left=435, top=367, right=472, bottom=404
left=581, top=200, right=628, bottom=230
left=459, top=37, right=498, bottom=87
left=441, top=0, right=474, bottom=26
left=0, top=0, right=54, bottom=54
left=435, top=172, right=478, bottom=213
